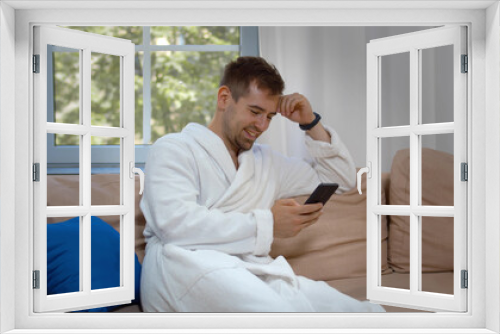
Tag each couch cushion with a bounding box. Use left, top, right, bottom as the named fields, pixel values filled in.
left=388, top=148, right=454, bottom=273
left=270, top=172, right=391, bottom=282
left=47, top=174, right=146, bottom=263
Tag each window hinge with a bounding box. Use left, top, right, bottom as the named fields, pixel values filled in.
left=461, top=162, right=468, bottom=182
left=461, top=54, right=468, bottom=73
left=33, top=54, right=40, bottom=73
left=33, top=163, right=40, bottom=182
left=33, top=270, right=40, bottom=289
left=461, top=270, right=468, bottom=289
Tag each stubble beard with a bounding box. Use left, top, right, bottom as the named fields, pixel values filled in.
left=233, top=125, right=254, bottom=153
left=223, top=106, right=254, bottom=154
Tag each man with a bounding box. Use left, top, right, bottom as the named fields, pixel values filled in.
left=140, top=56, right=384, bottom=312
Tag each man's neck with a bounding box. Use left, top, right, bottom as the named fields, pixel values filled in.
left=208, top=123, right=240, bottom=169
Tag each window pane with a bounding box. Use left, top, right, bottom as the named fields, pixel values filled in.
left=49, top=45, right=80, bottom=125
left=91, top=52, right=121, bottom=128
left=65, top=26, right=143, bottom=45
left=421, top=45, right=454, bottom=124
left=421, top=133, right=454, bottom=206
left=150, top=50, right=238, bottom=143
left=380, top=214, right=390, bottom=283
left=384, top=215, right=410, bottom=290
left=47, top=134, right=80, bottom=206
left=91, top=215, right=121, bottom=291
left=91, top=139, right=121, bottom=206
left=47, top=216, right=81, bottom=295
left=151, top=26, right=239, bottom=45
left=380, top=52, right=410, bottom=127
left=421, top=216, right=454, bottom=295
left=381, top=136, right=410, bottom=205
left=90, top=136, right=120, bottom=145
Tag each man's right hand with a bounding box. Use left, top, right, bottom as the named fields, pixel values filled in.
left=271, top=199, right=323, bottom=238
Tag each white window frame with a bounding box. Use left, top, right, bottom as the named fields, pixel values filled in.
left=46, top=25, right=258, bottom=173
left=1, top=1, right=499, bottom=333
left=365, top=26, right=468, bottom=312
left=33, top=25, right=137, bottom=313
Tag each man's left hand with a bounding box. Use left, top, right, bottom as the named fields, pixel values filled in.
left=277, top=93, right=315, bottom=125
left=277, top=92, right=331, bottom=143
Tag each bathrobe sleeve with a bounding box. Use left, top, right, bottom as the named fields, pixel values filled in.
left=141, top=138, right=273, bottom=257
left=275, top=125, right=356, bottom=198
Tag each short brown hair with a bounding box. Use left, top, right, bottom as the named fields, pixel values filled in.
left=219, top=56, right=285, bottom=102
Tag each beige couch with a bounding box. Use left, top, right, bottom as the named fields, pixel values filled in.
left=47, top=148, right=454, bottom=313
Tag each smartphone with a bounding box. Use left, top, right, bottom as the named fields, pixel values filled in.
left=304, top=183, right=339, bottom=205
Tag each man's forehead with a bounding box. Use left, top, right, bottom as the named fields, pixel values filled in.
left=247, top=81, right=280, bottom=98
left=236, top=82, right=279, bottom=112
left=246, top=85, right=279, bottom=101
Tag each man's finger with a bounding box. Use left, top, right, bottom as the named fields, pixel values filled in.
left=300, top=217, right=320, bottom=229
left=297, top=203, right=323, bottom=214
left=281, top=97, right=290, bottom=117
left=288, top=97, right=301, bottom=115
left=284, top=97, right=294, bottom=115
left=277, top=96, right=284, bottom=114
left=280, top=95, right=296, bottom=117
left=279, top=198, right=300, bottom=207
left=296, top=210, right=323, bottom=226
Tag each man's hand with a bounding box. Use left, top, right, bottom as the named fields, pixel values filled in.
left=271, top=199, right=323, bottom=238
left=277, top=93, right=315, bottom=125
left=277, top=93, right=331, bottom=143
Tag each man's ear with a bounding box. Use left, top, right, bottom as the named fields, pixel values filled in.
left=217, top=86, right=232, bottom=111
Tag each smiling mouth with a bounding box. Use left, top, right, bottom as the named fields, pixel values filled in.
left=244, top=129, right=259, bottom=140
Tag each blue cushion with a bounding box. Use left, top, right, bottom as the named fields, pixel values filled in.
left=47, top=216, right=141, bottom=312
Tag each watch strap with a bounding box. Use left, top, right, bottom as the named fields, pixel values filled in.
left=299, top=112, right=321, bottom=131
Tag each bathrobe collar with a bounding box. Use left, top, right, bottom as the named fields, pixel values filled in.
left=183, top=123, right=256, bottom=184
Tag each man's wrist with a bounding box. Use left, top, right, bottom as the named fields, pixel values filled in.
left=299, top=112, right=321, bottom=131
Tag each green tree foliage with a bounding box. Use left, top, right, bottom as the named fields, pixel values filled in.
left=52, top=48, right=79, bottom=145
left=150, top=50, right=237, bottom=141
left=53, top=26, right=239, bottom=145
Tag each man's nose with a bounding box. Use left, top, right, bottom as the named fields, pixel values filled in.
left=255, top=115, right=269, bottom=132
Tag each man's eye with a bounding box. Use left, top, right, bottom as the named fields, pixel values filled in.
left=250, top=110, right=259, bottom=115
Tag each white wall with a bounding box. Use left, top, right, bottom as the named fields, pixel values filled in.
left=259, top=26, right=454, bottom=172
left=0, top=2, right=16, bottom=332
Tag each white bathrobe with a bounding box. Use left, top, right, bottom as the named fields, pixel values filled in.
left=140, top=123, right=384, bottom=312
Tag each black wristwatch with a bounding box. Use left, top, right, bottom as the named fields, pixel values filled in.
left=299, top=112, right=321, bottom=131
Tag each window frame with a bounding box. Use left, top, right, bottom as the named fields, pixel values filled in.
left=33, top=25, right=137, bottom=313
left=365, top=26, right=468, bottom=312
left=2, top=2, right=499, bottom=333
left=46, top=25, right=258, bottom=174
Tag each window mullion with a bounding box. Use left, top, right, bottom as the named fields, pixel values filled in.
left=409, top=47, right=420, bottom=295
left=81, top=47, right=92, bottom=294
left=143, top=27, right=151, bottom=145
left=240, top=26, right=260, bottom=56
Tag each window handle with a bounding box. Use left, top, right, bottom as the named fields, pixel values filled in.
left=130, top=162, right=145, bottom=195
left=357, top=162, right=371, bottom=195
